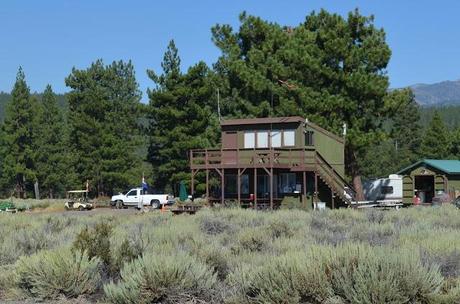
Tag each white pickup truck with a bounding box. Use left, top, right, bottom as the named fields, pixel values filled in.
left=111, top=188, right=174, bottom=209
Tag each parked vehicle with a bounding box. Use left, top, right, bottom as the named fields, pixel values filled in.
left=110, top=188, right=174, bottom=209
left=453, top=196, right=460, bottom=208
left=65, top=190, right=93, bottom=211
left=349, top=174, right=404, bottom=209
left=432, top=191, right=451, bottom=205
left=363, top=174, right=403, bottom=203
left=0, top=201, right=16, bottom=213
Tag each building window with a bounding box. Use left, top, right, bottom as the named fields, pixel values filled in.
left=241, top=175, right=249, bottom=194
left=381, top=186, right=393, bottom=194
left=271, top=130, right=281, bottom=147
left=257, top=131, right=269, bottom=148
left=244, top=132, right=255, bottom=148
left=257, top=175, right=269, bottom=197
left=305, top=130, right=314, bottom=146
left=279, top=173, right=296, bottom=193
left=283, top=130, right=295, bottom=146
left=224, top=175, right=237, bottom=194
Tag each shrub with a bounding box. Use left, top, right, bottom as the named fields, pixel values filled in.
left=268, top=220, right=294, bottom=239
left=232, top=228, right=270, bottom=254
left=193, top=243, right=230, bottom=280
left=365, top=209, right=385, bottom=224
left=72, top=221, right=113, bottom=268
left=200, top=215, right=233, bottom=235
left=0, top=265, right=15, bottom=298
left=280, top=196, right=310, bottom=210
left=328, top=245, right=444, bottom=304
left=111, top=238, right=142, bottom=274
left=421, top=249, right=460, bottom=279
left=15, top=247, right=101, bottom=300
left=233, top=245, right=446, bottom=304
left=350, top=223, right=398, bottom=246
left=103, top=252, right=217, bottom=303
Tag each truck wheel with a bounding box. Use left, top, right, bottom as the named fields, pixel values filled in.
left=78, top=206, right=84, bottom=211
left=116, top=200, right=123, bottom=209
left=151, top=200, right=160, bottom=209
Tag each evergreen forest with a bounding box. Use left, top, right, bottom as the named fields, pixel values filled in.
left=0, top=9, right=458, bottom=198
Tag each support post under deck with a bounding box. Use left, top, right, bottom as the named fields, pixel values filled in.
left=303, top=171, right=307, bottom=207
left=191, top=169, right=194, bottom=199
left=314, top=172, right=318, bottom=209
left=270, top=167, right=273, bottom=210
left=206, top=169, right=209, bottom=202
left=237, top=168, right=241, bottom=206
left=331, top=189, right=335, bottom=209
left=254, top=168, right=257, bottom=209
left=221, top=168, right=225, bottom=205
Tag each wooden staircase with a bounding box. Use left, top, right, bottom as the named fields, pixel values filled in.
left=315, top=152, right=356, bottom=205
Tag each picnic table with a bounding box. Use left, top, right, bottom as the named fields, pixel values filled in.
left=170, top=204, right=202, bottom=215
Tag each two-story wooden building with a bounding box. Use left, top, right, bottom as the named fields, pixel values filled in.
left=189, top=116, right=354, bottom=209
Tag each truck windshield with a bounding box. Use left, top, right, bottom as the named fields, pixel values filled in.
left=126, top=190, right=136, bottom=196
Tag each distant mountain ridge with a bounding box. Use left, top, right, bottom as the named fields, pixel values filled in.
left=410, top=79, right=460, bottom=106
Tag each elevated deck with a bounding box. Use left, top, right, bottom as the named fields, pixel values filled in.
left=190, top=148, right=355, bottom=205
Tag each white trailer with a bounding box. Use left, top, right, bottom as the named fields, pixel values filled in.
left=348, top=174, right=404, bottom=209
left=363, top=174, right=403, bottom=202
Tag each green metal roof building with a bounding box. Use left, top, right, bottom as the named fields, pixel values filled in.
left=397, top=159, right=460, bottom=204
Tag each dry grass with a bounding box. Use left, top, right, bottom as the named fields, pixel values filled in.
left=1, top=205, right=460, bottom=303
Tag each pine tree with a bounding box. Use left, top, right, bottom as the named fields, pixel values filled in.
left=0, top=68, right=39, bottom=197
left=65, top=60, right=142, bottom=195
left=35, top=85, right=72, bottom=198
left=450, top=127, right=460, bottom=158
left=387, top=89, right=422, bottom=168
left=420, top=111, right=451, bottom=159
left=147, top=40, right=219, bottom=194
left=212, top=10, right=392, bottom=199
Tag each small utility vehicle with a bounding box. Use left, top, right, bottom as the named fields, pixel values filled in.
left=65, top=190, right=93, bottom=211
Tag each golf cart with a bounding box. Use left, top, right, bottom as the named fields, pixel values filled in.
left=65, top=190, right=93, bottom=211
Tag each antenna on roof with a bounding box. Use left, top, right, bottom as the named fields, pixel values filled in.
left=217, top=88, right=222, bottom=122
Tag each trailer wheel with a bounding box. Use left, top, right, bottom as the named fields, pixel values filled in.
left=151, top=200, right=160, bottom=209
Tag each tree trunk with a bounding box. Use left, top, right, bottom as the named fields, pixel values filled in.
left=352, top=174, right=365, bottom=201
left=16, top=175, right=25, bottom=198
left=346, top=146, right=365, bottom=201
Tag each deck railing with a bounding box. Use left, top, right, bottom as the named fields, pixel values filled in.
left=190, top=148, right=317, bottom=169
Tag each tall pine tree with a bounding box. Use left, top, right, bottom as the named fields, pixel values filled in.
left=35, top=85, right=73, bottom=198
left=420, top=111, right=451, bottom=159
left=65, top=60, right=142, bottom=195
left=212, top=10, right=392, bottom=199
left=147, top=40, right=219, bottom=194
left=0, top=68, right=39, bottom=197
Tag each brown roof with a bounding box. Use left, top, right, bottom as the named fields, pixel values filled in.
left=221, top=116, right=305, bottom=126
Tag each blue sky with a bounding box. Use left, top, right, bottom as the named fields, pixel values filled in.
left=1, top=0, right=460, bottom=100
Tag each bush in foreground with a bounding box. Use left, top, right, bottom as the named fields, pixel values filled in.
left=15, top=247, right=101, bottom=300
left=103, top=252, right=218, bottom=303
left=231, top=245, right=448, bottom=304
